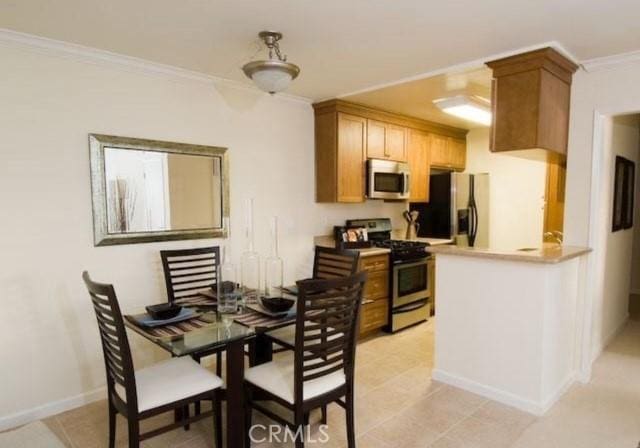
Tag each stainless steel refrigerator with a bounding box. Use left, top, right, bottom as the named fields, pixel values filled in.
left=410, top=171, right=490, bottom=248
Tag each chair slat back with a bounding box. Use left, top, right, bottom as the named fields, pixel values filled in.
left=293, top=272, right=367, bottom=403
left=160, top=247, right=220, bottom=302
left=82, top=271, right=137, bottom=409
left=313, top=247, right=360, bottom=280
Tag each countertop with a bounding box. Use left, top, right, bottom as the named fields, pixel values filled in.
left=314, top=233, right=453, bottom=257
left=425, top=244, right=591, bottom=264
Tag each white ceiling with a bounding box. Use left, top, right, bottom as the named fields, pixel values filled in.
left=1, top=0, right=639, bottom=101
left=344, top=68, right=493, bottom=130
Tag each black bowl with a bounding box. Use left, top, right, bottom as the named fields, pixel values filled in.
left=260, top=296, right=295, bottom=314
left=146, top=303, right=182, bottom=320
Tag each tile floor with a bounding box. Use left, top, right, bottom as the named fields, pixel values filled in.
left=30, top=316, right=640, bottom=447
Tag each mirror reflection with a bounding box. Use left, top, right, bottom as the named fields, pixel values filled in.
left=104, top=148, right=223, bottom=234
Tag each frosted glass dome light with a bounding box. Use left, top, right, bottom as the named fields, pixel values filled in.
left=242, top=31, right=300, bottom=95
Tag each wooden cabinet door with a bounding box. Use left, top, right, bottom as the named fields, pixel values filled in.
left=337, top=113, right=366, bottom=202
left=429, top=133, right=450, bottom=167
left=408, top=129, right=430, bottom=202
left=385, top=124, right=407, bottom=162
left=367, top=120, right=407, bottom=162
left=360, top=299, right=389, bottom=336
left=448, top=137, right=467, bottom=170
left=543, top=160, right=566, bottom=241
left=366, top=119, right=386, bottom=159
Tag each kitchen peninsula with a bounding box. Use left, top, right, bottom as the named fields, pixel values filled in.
left=427, top=244, right=591, bottom=415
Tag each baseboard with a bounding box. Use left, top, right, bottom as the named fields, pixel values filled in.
left=432, top=369, right=575, bottom=416
left=540, top=372, right=577, bottom=412
left=0, top=387, right=106, bottom=432
left=591, top=313, right=629, bottom=363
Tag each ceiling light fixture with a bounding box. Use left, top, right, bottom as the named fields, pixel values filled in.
left=433, top=95, right=492, bottom=126
left=242, top=31, right=300, bottom=95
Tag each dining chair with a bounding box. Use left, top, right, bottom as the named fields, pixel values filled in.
left=82, top=271, right=224, bottom=448
left=160, top=247, right=225, bottom=376
left=244, top=272, right=367, bottom=448
left=160, top=246, right=220, bottom=303
left=160, top=246, right=255, bottom=419
left=267, top=246, right=360, bottom=350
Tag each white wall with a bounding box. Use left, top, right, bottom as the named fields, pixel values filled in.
left=590, top=116, right=639, bottom=354
left=464, top=128, right=547, bottom=250
left=0, top=42, right=405, bottom=427
left=630, top=122, right=640, bottom=295
left=564, top=59, right=640, bottom=364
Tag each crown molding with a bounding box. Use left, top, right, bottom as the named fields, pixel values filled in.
left=0, top=28, right=312, bottom=104
left=581, top=50, right=640, bottom=73
left=333, top=41, right=581, bottom=101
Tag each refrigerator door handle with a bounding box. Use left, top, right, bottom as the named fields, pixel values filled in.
left=469, top=203, right=478, bottom=246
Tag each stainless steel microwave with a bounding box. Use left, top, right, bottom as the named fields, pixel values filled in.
left=367, top=159, right=410, bottom=200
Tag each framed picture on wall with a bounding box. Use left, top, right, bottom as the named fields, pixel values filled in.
left=623, top=159, right=635, bottom=229
left=612, top=155, right=635, bottom=232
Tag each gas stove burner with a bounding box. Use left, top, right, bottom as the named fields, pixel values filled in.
left=372, top=239, right=429, bottom=263
left=373, top=239, right=429, bottom=250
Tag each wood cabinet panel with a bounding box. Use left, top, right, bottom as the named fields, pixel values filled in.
left=359, top=254, right=389, bottom=273
left=408, top=129, right=430, bottom=202
left=429, top=134, right=466, bottom=171
left=429, top=133, right=450, bottom=167
left=360, top=299, right=388, bottom=336
left=363, top=270, right=389, bottom=301
left=486, top=47, right=578, bottom=156
left=336, top=113, right=366, bottom=202
left=543, top=159, right=566, bottom=242
left=449, top=137, right=467, bottom=170
left=358, top=253, right=389, bottom=336
left=366, top=119, right=386, bottom=159
left=366, top=119, right=407, bottom=162
left=385, top=124, right=407, bottom=161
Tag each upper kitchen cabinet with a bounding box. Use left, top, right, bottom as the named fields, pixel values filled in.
left=313, top=99, right=467, bottom=203
left=407, top=129, right=430, bottom=202
left=429, top=134, right=466, bottom=171
left=486, top=47, right=579, bottom=156
left=367, top=119, right=407, bottom=162
left=315, top=110, right=366, bottom=203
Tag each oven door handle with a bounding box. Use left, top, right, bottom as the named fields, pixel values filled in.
left=394, top=299, right=428, bottom=314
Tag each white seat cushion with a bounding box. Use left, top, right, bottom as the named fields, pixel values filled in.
left=244, top=353, right=345, bottom=404
left=116, top=356, right=223, bottom=412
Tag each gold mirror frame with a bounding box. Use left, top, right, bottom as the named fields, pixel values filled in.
left=89, top=134, right=229, bottom=246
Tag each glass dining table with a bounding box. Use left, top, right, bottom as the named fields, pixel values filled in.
left=124, top=307, right=295, bottom=448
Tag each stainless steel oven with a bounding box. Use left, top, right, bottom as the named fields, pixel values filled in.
left=367, top=159, right=410, bottom=200
left=390, top=257, right=431, bottom=332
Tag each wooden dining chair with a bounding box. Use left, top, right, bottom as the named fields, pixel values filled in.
left=82, top=271, right=224, bottom=448
left=160, top=246, right=220, bottom=302
left=160, top=247, right=225, bottom=375
left=244, top=272, right=367, bottom=448
left=267, top=246, right=360, bottom=350
left=313, top=246, right=361, bottom=280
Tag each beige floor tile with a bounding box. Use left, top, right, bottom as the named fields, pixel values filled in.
left=446, top=415, right=525, bottom=448
left=41, top=416, right=73, bottom=447
left=365, top=413, right=441, bottom=448
left=18, top=319, right=640, bottom=447
left=427, top=436, right=466, bottom=448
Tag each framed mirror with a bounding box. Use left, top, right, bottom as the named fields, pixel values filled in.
left=89, top=134, right=229, bottom=246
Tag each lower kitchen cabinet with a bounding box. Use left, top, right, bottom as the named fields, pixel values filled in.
left=358, top=253, right=390, bottom=337
left=360, top=299, right=389, bottom=335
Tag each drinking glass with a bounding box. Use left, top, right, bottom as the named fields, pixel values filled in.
left=217, top=261, right=239, bottom=328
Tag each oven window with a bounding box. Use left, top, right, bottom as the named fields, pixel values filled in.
left=397, top=263, right=428, bottom=296
left=374, top=172, right=403, bottom=193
